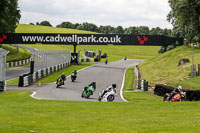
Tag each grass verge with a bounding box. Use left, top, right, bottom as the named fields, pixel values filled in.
left=0, top=91, right=200, bottom=133
left=6, top=78, right=19, bottom=85
left=123, top=67, right=161, bottom=102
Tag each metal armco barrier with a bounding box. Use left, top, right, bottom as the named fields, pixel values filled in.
left=6, top=58, right=31, bottom=67
left=20, top=61, right=70, bottom=87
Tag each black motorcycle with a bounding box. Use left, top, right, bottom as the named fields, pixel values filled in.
left=71, top=72, right=77, bottom=82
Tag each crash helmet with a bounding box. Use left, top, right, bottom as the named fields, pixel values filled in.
left=177, top=86, right=183, bottom=91
left=112, top=84, right=117, bottom=88
left=92, top=82, right=96, bottom=85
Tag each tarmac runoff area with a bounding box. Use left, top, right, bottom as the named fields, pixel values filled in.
left=6, top=59, right=143, bottom=102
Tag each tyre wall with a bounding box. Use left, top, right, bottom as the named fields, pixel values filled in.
left=154, top=84, right=200, bottom=101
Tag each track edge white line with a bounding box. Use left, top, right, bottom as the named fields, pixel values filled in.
left=120, top=68, right=128, bottom=102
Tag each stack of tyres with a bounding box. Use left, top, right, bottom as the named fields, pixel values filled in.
left=0, top=81, right=4, bottom=91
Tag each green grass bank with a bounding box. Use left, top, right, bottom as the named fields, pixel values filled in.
left=139, top=45, right=200, bottom=89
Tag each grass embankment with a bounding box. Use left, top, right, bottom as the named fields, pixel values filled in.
left=139, top=46, right=200, bottom=89
left=2, top=44, right=31, bottom=62
left=1, top=91, right=200, bottom=133
left=24, top=44, right=160, bottom=62
left=16, top=24, right=96, bottom=34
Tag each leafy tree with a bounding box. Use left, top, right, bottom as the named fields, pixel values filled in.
left=40, top=21, right=52, bottom=27
left=114, top=26, right=124, bottom=34
left=150, top=27, right=164, bottom=35
left=80, top=22, right=98, bottom=32
left=124, top=26, right=137, bottom=35
left=0, top=0, right=21, bottom=33
left=137, top=26, right=149, bottom=35
left=56, top=21, right=73, bottom=28
left=98, top=25, right=115, bottom=34
left=72, top=23, right=80, bottom=29
left=168, top=0, right=200, bottom=43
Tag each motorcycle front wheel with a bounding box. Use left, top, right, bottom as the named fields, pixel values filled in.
left=86, top=91, right=92, bottom=98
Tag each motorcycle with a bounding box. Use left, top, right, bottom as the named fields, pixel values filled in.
left=56, top=78, right=64, bottom=88
left=105, top=59, right=108, bottom=64
left=81, top=82, right=96, bottom=98
left=98, top=84, right=117, bottom=102
left=71, top=72, right=77, bottom=82
left=163, top=91, right=186, bottom=102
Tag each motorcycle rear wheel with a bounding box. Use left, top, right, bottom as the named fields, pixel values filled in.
left=107, top=95, right=114, bottom=102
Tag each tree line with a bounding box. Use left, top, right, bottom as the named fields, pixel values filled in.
left=33, top=21, right=174, bottom=37
left=167, top=0, right=200, bottom=43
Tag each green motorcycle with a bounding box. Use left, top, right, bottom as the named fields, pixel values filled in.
left=81, top=82, right=96, bottom=98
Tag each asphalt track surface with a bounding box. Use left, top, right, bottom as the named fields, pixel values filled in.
left=7, top=59, right=143, bottom=102
left=6, top=45, right=36, bottom=80
left=6, top=66, right=30, bottom=80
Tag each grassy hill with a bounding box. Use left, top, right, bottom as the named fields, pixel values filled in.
left=138, top=46, right=200, bottom=89
left=16, top=24, right=96, bottom=33
left=2, top=44, right=31, bottom=62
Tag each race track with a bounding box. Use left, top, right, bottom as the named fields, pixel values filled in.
left=33, top=59, right=142, bottom=102
left=7, top=59, right=143, bottom=102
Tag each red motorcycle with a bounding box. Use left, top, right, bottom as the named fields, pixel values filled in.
left=163, top=91, right=186, bottom=102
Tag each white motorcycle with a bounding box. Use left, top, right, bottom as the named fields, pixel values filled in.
left=98, top=84, right=117, bottom=102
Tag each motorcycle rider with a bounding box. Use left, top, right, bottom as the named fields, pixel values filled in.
left=61, top=73, right=66, bottom=80
left=124, top=56, right=127, bottom=60
left=105, top=59, right=108, bottom=64
left=84, top=82, right=96, bottom=92
left=168, top=86, right=183, bottom=101
left=72, top=69, right=77, bottom=76
left=100, top=84, right=117, bottom=98
left=57, top=73, right=66, bottom=85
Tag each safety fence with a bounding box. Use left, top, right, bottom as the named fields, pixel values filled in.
left=6, top=58, right=31, bottom=67
left=31, top=50, right=71, bottom=72
left=18, top=48, right=72, bottom=87
left=20, top=61, right=70, bottom=87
